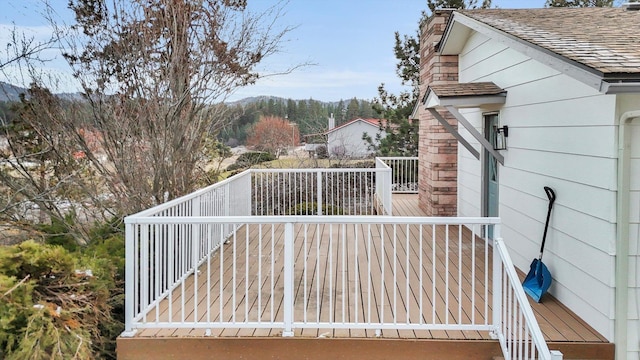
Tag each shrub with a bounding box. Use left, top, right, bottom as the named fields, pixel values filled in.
left=0, top=216, right=126, bottom=359
left=315, top=145, right=328, bottom=159
left=329, top=160, right=374, bottom=169
left=0, top=240, right=120, bottom=359
left=226, top=151, right=275, bottom=171
left=36, top=214, right=78, bottom=252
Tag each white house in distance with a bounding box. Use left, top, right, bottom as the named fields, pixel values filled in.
left=417, top=6, right=640, bottom=360
left=325, top=117, right=385, bottom=158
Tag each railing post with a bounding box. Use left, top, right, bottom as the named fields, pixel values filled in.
left=246, top=171, right=252, bottom=216
left=385, top=167, right=393, bottom=215
left=316, top=170, right=323, bottom=216
left=122, top=221, right=136, bottom=337
left=283, top=222, right=294, bottom=337
left=193, top=196, right=201, bottom=259
left=224, top=182, right=230, bottom=236
left=224, top=182, right=230, bottom=216
left=492, top=227, right=503, bottom=340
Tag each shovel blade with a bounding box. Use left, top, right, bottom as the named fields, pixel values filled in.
left=522, top=259, right=552, bottom=303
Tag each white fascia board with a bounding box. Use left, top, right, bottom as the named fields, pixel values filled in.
left=424, top=89, right=506, bottom=109
left=439, top=95, right=506, bottom=108
left=441, top=12, right=605, bottom=93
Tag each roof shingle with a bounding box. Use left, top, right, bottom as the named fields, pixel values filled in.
left=459, top=7, right=640, bottom=75
left=428, top=82, right=506, bottom=98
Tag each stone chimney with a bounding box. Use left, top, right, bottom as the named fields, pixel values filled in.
left=417, top=10, right=459, bottom=216
left=328, top=113, right=335, bottom=130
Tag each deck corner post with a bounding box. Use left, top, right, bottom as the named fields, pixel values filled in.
left=282, top=222, right=295, bottom=337
left=246, top=171, right=252, bottom=215
left=491, top=234, right=503, bottom=340
left=124, top=221, right=135, bottom=335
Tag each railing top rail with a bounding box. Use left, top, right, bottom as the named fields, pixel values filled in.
left=377, top=156, right=419, bottom=161
left=129, top=165, right=398, bottom=219
left=128, top=170, right=252, bottom=218
left=249, top=167, right=387, bottom=174
left=125, top=214, right=501, bottom=225
left=494, top=237, right=553, bottom=358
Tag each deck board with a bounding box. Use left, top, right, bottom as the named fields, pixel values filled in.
left=133, top=194, right=607, bottom=344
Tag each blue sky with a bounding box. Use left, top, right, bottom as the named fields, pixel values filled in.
left=1, top=0, right=546, bottom=102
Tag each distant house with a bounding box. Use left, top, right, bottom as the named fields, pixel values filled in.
left=325, top=118, right=385, bottom=158
left=417, top=7, right=640, bottom=359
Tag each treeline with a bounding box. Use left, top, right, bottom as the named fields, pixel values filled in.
left=219, top=97, right=380, bottom=147
left=0, top=96, right=380, bottom=149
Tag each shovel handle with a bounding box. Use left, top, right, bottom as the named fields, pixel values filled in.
left=540, top=186, right=556, bottom=258
left=544, top=186, right=556, bottom=206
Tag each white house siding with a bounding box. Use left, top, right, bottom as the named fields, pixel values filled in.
left=455, top=31, right=620, bottom=342
left=327, top=121, right=380, bottom=158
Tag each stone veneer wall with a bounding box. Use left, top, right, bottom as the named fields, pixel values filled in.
left=418, top=10, right=459, bottom=216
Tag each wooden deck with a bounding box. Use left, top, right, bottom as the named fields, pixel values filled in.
left=119, top=194, right=612, bottom=360
left=393, top=195, right=608, bottom=344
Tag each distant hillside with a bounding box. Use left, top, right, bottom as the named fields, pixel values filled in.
left=0, top=82, right=28, bottom=102
left=226, top=95, right=344, bottom=107
left=1, top=85, right=343, bottom=106
left=0, top=82, right=86, bottom=103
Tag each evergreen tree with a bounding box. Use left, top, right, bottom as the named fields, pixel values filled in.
left=345, top=98, right=360, bottom=122
left=367, top=0, right=492, bottom=157
left=286, top=98, right=297, bottom=121
left=427, top=0, right=492, bottom=12
left=335, top=100, right=346, bottom=124
left=359, top=100, right=375, bottom=119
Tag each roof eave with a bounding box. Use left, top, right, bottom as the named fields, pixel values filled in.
left=324, top=118, right=380, bottom=135
left=423, top=88, right=507, bottom=109
left=440, top=12, right=610, bottom=93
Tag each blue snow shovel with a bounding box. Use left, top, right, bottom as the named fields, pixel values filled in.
left=523, top=186, right=556, bottom=303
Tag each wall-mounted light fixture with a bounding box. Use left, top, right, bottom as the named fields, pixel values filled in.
left=495, top=125, right=508, bottom=150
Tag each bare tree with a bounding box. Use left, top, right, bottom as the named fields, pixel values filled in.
left=0, top=85, right=111, bottom=241
left=57, top=0, right=294, bottom=213
left=0, top=0, right=296, bottom=243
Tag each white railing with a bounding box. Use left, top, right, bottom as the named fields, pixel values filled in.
left=123, top=166, right=394, bottom=334
left=378, top=157, right=419, bottom=194
left=123, top=171, right=253, bottom=335
left=132, top=170, right=253, bottom=219
left=493, top=236, right=563, bottom=360
left=124, top=216, right=498, bottom=337
left=251, top=168, right=391, bottom=216
left=375, top=159, right=393, bottom=215
left=122, top=160, right=562, bottom=360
